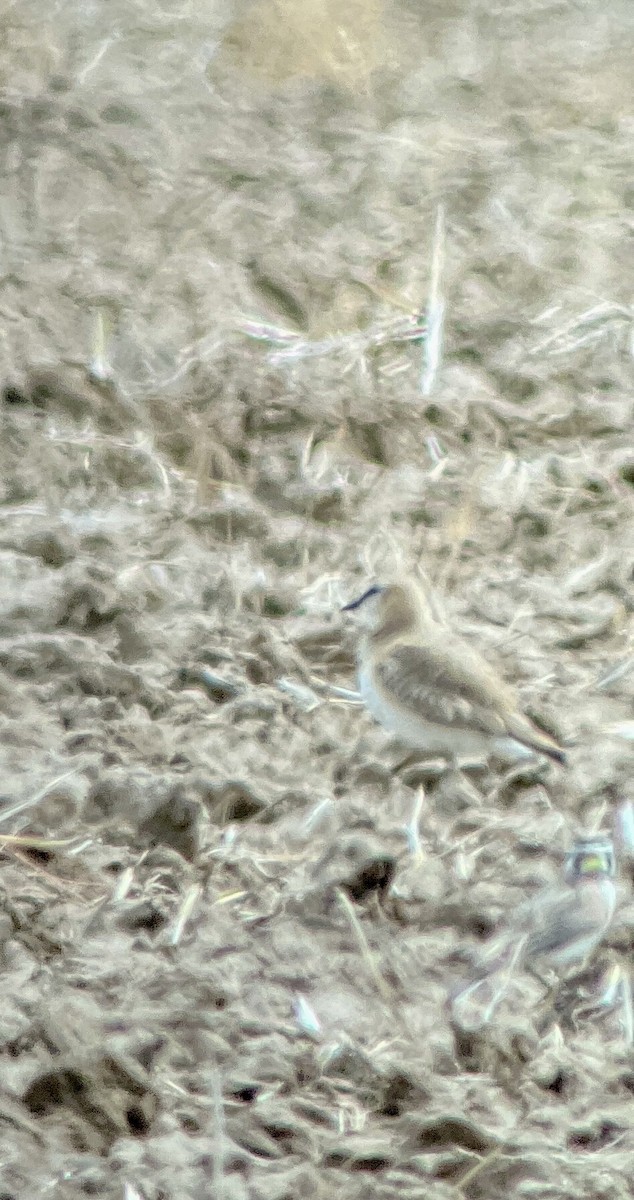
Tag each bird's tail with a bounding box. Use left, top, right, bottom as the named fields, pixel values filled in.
left=506, top=715, right=567, bottom=765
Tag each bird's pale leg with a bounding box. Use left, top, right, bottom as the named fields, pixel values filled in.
left=447, top=751, right=491, bottom=801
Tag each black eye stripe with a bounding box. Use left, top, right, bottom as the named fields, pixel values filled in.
left=341, top=584, right=383, bottom=612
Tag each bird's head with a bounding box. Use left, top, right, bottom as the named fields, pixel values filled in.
left=342, top=580, right=430, bottom=644
left=564, top=835, right=616, bottom=883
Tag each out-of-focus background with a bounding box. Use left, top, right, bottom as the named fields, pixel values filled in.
left=1, top=1, right=633, bottom=1195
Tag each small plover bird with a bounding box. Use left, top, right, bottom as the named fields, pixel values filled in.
left=342, top=580, right=565, bottom=765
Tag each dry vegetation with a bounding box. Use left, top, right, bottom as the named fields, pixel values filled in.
left=0, top=0, right=633, bottom=1195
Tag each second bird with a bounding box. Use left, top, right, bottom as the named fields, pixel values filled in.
left=342, top=579, right=566, bottom=766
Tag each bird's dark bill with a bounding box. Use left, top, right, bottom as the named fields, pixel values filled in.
left=341, top=584, right=383, bottom=612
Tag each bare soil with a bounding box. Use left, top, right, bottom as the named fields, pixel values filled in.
left=1, top=1, right=633, bottom=1196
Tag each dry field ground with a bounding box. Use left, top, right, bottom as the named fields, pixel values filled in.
left=0, top=0, right=633, bottom=1196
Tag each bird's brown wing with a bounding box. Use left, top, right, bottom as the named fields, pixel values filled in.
left=519, top=886, right=609, bottom=961
left=375, top=643, right=565, bottom=762
left=477, top=886, right=606, bottom=975
left=375, top=644, right=508, bottom=738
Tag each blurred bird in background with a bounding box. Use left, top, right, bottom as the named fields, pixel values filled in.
left=451, top=834, right=617, bottom=1026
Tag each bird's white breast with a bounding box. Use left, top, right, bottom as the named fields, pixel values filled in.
left=357, top=662, right=489, bottom=757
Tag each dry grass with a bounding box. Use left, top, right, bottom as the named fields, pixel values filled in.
left=0, top=0, right=633, bottom=1196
